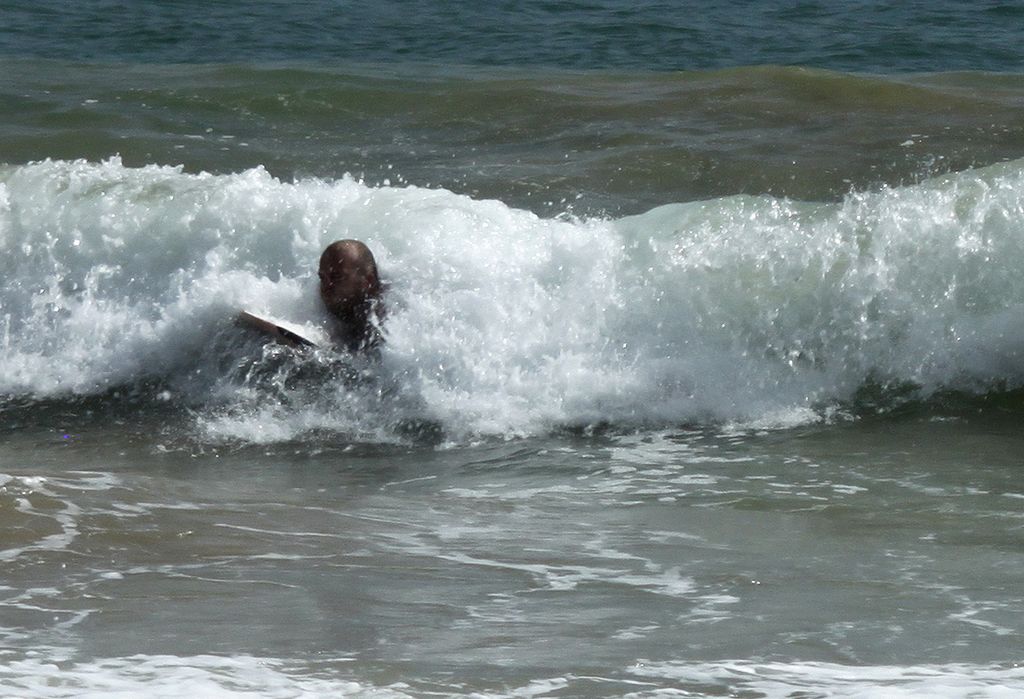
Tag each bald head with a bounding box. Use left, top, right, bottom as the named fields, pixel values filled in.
left=318, top=239, right=381, bottom=320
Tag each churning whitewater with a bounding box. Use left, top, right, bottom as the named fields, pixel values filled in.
left=3, top=157, right=1024, bottom=442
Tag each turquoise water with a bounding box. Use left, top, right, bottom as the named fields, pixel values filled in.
left=2, top=3, right=1024, bottom=697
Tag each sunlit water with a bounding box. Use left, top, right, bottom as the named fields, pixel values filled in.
left=3, top=2, right=1024, bottom=696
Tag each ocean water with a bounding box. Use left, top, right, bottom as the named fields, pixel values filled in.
left=2, top=2, right=1024, bottom=697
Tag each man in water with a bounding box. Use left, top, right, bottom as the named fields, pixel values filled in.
left=318, top=239, right=385, bottom=353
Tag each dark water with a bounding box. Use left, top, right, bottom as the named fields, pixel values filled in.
left=2, top=2, right=1024, bottom=697
left=4, top=1, right=1024, bottom=73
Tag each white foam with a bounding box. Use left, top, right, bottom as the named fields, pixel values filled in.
left=627, top=660, right=1024, bottom=698
left=5, top=157, right=1024, bottom=441
left=0, top=653, right=413, bottom=699
left=8, top=654, right=1009, bottom=698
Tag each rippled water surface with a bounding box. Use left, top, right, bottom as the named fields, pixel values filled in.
left=3, top=1, right=1024, bottom=696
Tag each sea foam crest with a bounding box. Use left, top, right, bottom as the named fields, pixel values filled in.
left=3, top=157, right=1024, bottom=441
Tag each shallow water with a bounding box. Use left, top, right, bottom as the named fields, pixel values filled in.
left=2, top=412, right=1023, bottom=696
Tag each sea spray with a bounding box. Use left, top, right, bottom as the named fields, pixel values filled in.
left=3, top=157, right=1024, bottom=442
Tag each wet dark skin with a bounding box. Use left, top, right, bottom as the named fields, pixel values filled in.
left=318, top=239, right=385, bottom=352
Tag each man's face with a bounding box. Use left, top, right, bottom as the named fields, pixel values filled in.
left=319, top=254, right=375, bottom=315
